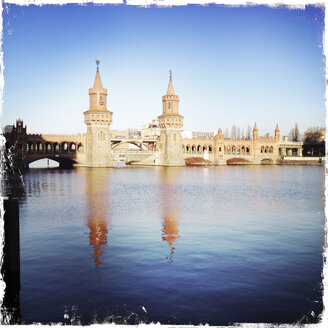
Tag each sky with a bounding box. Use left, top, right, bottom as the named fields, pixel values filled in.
left=1, top=3, right=326, bottom=137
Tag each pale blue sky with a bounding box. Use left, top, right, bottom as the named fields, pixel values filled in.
left=1, top=4, right=325, bottom=137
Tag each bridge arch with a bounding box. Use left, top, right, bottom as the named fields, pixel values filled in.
left=27, top=156, right=78, bottom=168
left=62, top=142, right=68, bottom=152
left=77, top=143, right=84, bottom=152
left=37, top=142, right=43, bottom=153
left=45, top=142, right=52, bottom=153
left=70, top=143, right=76, bottom=152
left=111, top=140, right=152, bottom=151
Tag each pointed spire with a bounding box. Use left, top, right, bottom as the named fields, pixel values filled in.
left=93, top=59, right=103, bottom=89
left=166, top=69, right=175, bottom=95
left=275, top=124, right=280, bottom=131
left=253, top=122, right=258, bottom=131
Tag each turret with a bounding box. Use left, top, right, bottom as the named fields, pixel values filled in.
left=83, top=60, right=113, bottom=167
left=157, top=70, right=185, bottom=166
left=275, top=124, right=280, bottom=141
left=252, top=123, right=258, bottom=140
left=161, top=70, right=180, bottom=117
left=88, top=59, right=108, bottom=110
left=217, top=128, right=224, bottom=140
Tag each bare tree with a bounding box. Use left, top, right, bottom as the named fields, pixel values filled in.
left=231, top=124, right=237, bottom=140
left=265, top=132, right=270, bottom=137
left=236, top=127, right=241, bottom=140
left=246, top=125, right=252, bottom=140
left=241, top=127, right=245, bottom=139
left=224, top=128, right=229, bottom=139
left=292, top=123, right=300, bottom=141
left=289, top=123, right=300, bottom=141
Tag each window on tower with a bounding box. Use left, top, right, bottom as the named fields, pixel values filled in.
left=98, top=131, right=106, bottom=141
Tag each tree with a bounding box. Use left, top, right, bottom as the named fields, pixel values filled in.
left=231, top=124, right=237, bottom=140
left=241, top=127, right=245, bottom=139
left=303, top=128, right=325, bottom=156
left=236, top=127, right=241, bottom=140
left=293, top=123, right=300, bottom=141
left=289, top=123, right=300, bottom=141
left=246, top=125, right=252, bottom=140
left=265, top=132, right=270, bottom=137
left=224, top=128, right=229, bottom=139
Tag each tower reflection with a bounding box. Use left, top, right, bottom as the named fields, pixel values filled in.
left=158, top=167, right=181, bottom=263
left=81, top=168, right=111, bottom=267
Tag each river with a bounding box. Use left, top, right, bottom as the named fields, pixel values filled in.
left=3, top=165, right=324, bottom=325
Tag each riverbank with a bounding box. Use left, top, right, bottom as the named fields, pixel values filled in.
left=279, top=156, right=325, bottom=166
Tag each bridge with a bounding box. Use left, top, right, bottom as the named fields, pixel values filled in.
left=3, top=63, right=304, bottom=169
left=3, top=121, right=160, bottom=168
left=111, top=137, right=158, bottom=151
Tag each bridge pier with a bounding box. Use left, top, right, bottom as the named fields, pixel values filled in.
left=2, top=198, right=21, bottom=324
left=59, top=161, right=74, bottom=169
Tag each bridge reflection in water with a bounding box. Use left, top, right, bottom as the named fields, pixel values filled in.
left=158, top=167, right=181, bottom=263
left=81, top=168, right=111, bottom=267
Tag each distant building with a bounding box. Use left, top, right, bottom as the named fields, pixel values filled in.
left=181, top=130, right=192, bottom=139
left=111, top=130, right=129, bottom=139
left=128, top=129, right=141, bottom=139
left=141, top=119, right=160, bottom=138
left=192, top=131, right=214, bottom=139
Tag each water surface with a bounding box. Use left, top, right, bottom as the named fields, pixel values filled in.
left=5, top=165, right=324, bottom=325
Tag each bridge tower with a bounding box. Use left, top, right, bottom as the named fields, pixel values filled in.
left=84, top=60, right=113, bottom=167
left=252, top=122, right=261, bottom=163
left=157, top=71, right=185, bottom=166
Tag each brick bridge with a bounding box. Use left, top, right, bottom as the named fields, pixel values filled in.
left=3, top=62, right=303, bottom=169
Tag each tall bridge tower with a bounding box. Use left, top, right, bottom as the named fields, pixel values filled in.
left=157, top=71, right=185, bottom=166
left=84, top=60, right=113, bottom=167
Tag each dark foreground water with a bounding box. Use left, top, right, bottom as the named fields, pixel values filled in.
left=4, top=166, right=324, bottom=325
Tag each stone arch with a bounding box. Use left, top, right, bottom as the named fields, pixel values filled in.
left=227, top=145, right=231, bottom=154
left=77, top=143, right=84, bottom=153
left=192, top=145, right=196, bottom=153
left=232, top=146, right=236, bottom=154
left=45, top=142, right=52, bottom=153
left=186, top=145, right=191, bottom=153
left=269, top=146, right=273, bottom=153
left=203, top=145, right=207, bottom=152
left=54, top=142, right=60, bottom=153
left=261, top=146, right=264, bottom=153
left=246, top=146, right=250, bottom=154
left=62, top=142, right=68, bottom=152
left=237, top=146, right=240, bottom=154
left=197, top=145, right=202, bottom=153
left=37, top=142, right=43, bottom=153
left=265, top=146, right=269, bottom=153
left=208, top=145, right=212, bottom=153
left=70, top=143, right=76, bottom=152
left=28, top=142, right=34, bottom=153
left=241, top=146, right=245, bottom=154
